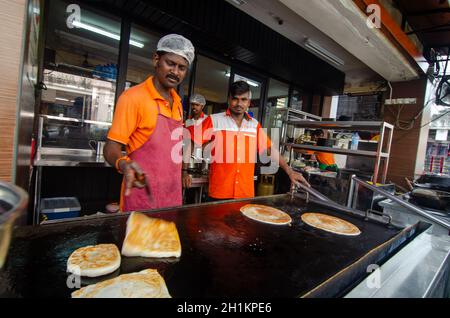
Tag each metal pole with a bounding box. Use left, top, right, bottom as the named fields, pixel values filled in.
left=382, top=124, right=394, bottom=184
left=347, top=174, right=356, bottom=208
left=297, top=183, right=332, bottom=202
left=352, top=177, right=450, bottom=230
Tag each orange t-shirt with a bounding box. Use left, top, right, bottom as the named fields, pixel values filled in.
left=189, top=110, right=271, bottom=199
left=107, top=77, right=183, bottom=153
left=315, top=152, right=336, bottom=166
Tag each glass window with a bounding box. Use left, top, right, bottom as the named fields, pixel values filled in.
left=126, top=25, right=160, bottom=87
left=268, top=79, right=289, bottom=108
left=41, top=0, right=120, bottom=149
left=290, top=89, right=304, bottom=111
left=264, top=79, right=290, bottom=128
left=193, top=55, right=231, bottom=115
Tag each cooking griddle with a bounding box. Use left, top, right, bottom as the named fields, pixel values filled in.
left=0, top=195, right=426, bottom=298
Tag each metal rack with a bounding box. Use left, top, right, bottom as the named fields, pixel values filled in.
left=266, top=108, right=322, bottom=155
left=282, top=121, right=394, bottom=184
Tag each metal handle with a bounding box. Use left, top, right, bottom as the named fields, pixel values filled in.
left=294, top=183, right=331, bottom=202
left=351, top=176, right=450, bottom=231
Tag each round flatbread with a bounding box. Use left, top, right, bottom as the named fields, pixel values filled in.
left=301, top=213, right=361, bottom=236
left=240, top=204, right=292, bottom=225
left=71, top=269, right=171, bottom=298
left=67, top=244, right=121, bottom=278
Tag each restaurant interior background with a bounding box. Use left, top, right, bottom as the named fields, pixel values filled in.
left=2, top=0, right=449, bottom=223
left=16, top=0, right=342, bottom=222
left=39, top=0, right=316, bottom=149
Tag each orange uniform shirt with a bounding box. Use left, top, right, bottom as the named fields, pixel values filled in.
left=315, top=152, right=336, bottom=166
left=107, top=77, right=183, bottom=153
left=189, top=110, right=271, bottom=199
left=305, top=150, right=335, bottom=166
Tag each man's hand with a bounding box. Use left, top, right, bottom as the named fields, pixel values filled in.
left=120, top=160, right=146, bottom=196
left=288, top=169, right=310, bottom=188
left=182, top=172, right=192, bottom=189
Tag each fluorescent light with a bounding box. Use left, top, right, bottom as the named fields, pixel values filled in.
left=246, top=80, right=259, bottom=87
left=55, top=97, right=70, bottom=102
left=230, top=0, right=247, bottom=6
left=304, top=40, right=345, bottom=67
left=46, top=84, right=92, bottom=96
left=72, top=21, right=145, bottom=49
left=225, top=71, right=259, bottom=87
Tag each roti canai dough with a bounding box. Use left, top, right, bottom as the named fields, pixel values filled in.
left=121, top=212, right=181, bottom=258
left=71, top=269, right=171, bottom=298
left=301, top=213, right=361, bottom=236
left=240, top=204, right=292, bottom=225
left=67, top=244, right=121, bottom=278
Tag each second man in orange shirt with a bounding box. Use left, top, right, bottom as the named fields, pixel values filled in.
left=184, top=81, right=309, bottom=201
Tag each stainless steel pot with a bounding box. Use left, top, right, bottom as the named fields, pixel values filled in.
left=0, top=182, right=28, bottom=269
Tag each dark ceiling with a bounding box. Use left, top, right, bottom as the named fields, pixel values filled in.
left=78, top=0, right=345, bottom=95
left=394, top=0, right=450, bottom=56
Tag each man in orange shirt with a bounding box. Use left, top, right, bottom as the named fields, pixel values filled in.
left=183, top=81, right=309, bottom=200
left=104, top=34, right=195, bottom=212
left=310, top=129, right=337, bottom=171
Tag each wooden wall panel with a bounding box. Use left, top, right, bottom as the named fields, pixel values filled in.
left=0, top=0, right=26, bottom=182
left=383, top=78, right=428, bottom=187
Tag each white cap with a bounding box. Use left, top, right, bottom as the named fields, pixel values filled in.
left=157, top=34, right=195, bottom=65
left=190, top=94, right=206, bottom=106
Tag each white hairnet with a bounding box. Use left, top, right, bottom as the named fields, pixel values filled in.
left=157, top=34, right=195, bottom=65
left=190, top=94, right=206, bottom=106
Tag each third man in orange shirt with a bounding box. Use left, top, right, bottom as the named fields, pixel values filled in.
left=184, top=81, right=309, bottom=200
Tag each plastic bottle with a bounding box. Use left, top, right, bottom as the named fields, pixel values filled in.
left=351, top=133, right=360, bottom=150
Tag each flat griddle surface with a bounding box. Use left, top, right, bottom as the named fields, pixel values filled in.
left=0, top=195, right=414, bottom=298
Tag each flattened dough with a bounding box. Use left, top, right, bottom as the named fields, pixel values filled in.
left=240, top=204, right=292, bottom=225
left=121, top=212, right=181, bottom=258
left=71, top=269, right=171, bottom=298
left=67, top=244, right=121, bottom=278
left=301, top=213, right=361, bottom=236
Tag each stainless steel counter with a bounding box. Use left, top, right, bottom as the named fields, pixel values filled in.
left=345, top=230, right=450, bottom=298
left=34, top=154, right=110, bottom=167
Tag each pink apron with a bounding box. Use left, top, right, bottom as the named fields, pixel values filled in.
left=122, top=103, right=183, bottom=212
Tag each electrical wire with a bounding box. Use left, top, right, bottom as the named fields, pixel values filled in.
left=421, top=108, right=450, bottom=129
left=386, top=98, right=436, bottom=131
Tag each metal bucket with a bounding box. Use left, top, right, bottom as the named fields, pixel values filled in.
left=0, top=182, right=28, bottom=269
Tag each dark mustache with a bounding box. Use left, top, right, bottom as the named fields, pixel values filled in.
left=167, top=74, right=180, bottom=82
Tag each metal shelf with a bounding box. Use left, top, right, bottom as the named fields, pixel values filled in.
left=284, top=121, right=393, bottom=132
left=285, top=143, right=389, bottom=158
left=280, top=120, right=394, bottom=184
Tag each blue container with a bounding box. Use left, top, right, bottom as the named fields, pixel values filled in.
left=40, top=197, right=81, bottom=221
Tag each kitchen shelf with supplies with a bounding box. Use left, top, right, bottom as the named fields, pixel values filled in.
left=282, top=121, right=394, bottom=184
left=265, top=107, right=321, bottom=141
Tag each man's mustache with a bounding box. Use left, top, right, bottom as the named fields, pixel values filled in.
left=167, top=74, right=180, bottom=82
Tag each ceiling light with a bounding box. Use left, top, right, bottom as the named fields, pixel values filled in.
left=246, top=80, right=259, bottom=87
left=304, top=39, right=345, bottom=67
left=55, top=97, right=70, bottom=102
left=230, top=0, right=247, bottom=6
left=72, top=21, right=145, bottom=49
left=224, top=71, right=259, bottom=87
